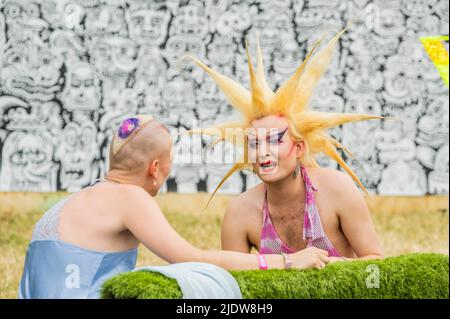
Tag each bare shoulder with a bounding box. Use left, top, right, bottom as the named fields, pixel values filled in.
left=225, top=183, right=265, bottom=223
left=96, top=183, right=156, bottom=210
left=307, top=167, right=358, bottom=195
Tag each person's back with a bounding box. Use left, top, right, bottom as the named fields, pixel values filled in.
left=19, top=183, right=139, bottom=299
left=58, top=182, right=140, bottom=253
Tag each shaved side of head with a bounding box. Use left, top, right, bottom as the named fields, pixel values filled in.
left=109, top=120, right=172, bottom=174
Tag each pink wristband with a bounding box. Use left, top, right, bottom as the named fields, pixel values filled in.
left=257, top=254, right=268, bottom=270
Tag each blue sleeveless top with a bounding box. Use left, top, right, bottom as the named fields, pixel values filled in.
left=18, top=194, right=138, bottom=299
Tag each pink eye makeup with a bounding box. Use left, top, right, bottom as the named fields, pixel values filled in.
left=247, top=127, right=289, bottom=148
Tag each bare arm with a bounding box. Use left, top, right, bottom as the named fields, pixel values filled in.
left=221, top=199, right=252, bottom=253
left=122, top=187, right=330, bottom=270
left=334, top=174, right=383, bottom=260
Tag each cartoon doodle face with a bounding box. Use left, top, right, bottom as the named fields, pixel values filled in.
left=163, top=35, right=206, bottom=65
left=346, top=156, right=383, bottom=193
left=55, top=121, right=99, bottom=191
left=382, top=55, right=426, bottom=121
left=406, top=15, right=440, bottom=35
left=311, top=92, right=345, bottom=117
left=207, top=35, right=236, bottom=69
left=1, top=0, right=48, bottom=38
left=374, top=8, right=406, bottom=37
left=378, top=160, right=427, bottom=195
left=49, top=30, right=87, bottom=63
left=170, top=4, right=209, bottom=39
left=136, top=51, right=167, bottom=89
left=429, top=144, right=449, bottom=194
left=40, top=0, right=84, bottom=29
left=1, top=40, right=63, bottom=102
left=85, top=3, right=126, bottom=36
left=99, top=87, right=141, bottom=132
left=90, top=37, right=141, bottom=80
left=250, top=14, right=290, bottom=54
left=0, top=131, right=57, bottom=192
left=344, top=94, right=382, bottom=130
left=345, top=55, right=384, bottom=93
left=214, top=3, right=255, bottom=36
left=272, top=41, right=302, bottom=84
left=363, top=33, right=399, bottom=58
left=61, top=62, right=101, bottom=113
left=416, top=96, right=449, bottom=148
left=2, top=100, right=63, bottom=133
left=161, top=77, right=195, bottom=114
left=126, top=7, right=170, bottom=46
left=376, top=126, right=417, bottom=164
left=400, top=0, right=437, bottom=17
left=341, top=125, right=380, bottom=161
left=195, top=78, right=225, bottom=122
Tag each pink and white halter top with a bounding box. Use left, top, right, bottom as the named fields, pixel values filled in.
left=259, top=165, right=341, bottom=257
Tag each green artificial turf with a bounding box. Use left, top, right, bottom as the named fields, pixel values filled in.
left=101, top=253, right=449, bottom=299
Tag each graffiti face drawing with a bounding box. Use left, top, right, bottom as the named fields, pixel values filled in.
left=0, top=131, right=58, bottom=192
left=61, top=62, right=101, bottom=114
left=55, top=121, right=99, bottom=191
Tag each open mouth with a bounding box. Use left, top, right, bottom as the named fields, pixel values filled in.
left=259, top=160, right=277, bottom=173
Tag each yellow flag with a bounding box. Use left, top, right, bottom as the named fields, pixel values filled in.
left=420, top=36, right=449, bottom=88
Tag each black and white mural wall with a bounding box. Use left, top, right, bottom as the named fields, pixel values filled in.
left=0, top=0, right=448, bottom=195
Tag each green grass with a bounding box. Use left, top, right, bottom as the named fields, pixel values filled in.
left=101, top=253, right=449, bottom=299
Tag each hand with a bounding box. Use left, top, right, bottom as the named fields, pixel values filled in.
left=328, top=256, right=350, bottom=263
left=290, top=247, right=330, bottom=270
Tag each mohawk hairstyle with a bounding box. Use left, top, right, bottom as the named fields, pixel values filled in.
left=184, top=27, right=382, bottom=206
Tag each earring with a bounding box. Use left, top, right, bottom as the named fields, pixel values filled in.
left=153, top=180, right=157, bottom=186
left=293, top=163, right=301, bottom=178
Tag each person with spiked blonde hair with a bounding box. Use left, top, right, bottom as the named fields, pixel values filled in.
left=185, top=28, right=383, bottom=260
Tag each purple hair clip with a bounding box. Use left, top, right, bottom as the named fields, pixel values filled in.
left=118, top=117, right=140, bottom=139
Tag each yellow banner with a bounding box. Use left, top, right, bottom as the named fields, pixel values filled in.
left=420, top=36, right=449, bottom=88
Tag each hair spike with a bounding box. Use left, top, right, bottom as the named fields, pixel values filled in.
left=186, top=27, right=381, bottom=204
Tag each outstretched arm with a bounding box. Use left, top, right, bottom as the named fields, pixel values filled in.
left=121, top=186, right=330, bottom=270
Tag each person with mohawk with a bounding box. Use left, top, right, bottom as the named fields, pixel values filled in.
left=185, top=28, right=383, bottom=261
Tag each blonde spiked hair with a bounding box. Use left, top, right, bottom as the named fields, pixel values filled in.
left=184, top=28, right=381, bottom=205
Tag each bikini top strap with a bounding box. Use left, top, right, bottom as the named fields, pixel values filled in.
left=300, top=165, right=318, bottom=193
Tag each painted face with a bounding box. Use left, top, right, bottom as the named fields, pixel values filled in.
left=0, top=131, right=57, bottom=192
left=61, top=62, right=101, bottom=113
left=126, top=8, right=170, bottom=45
left=55, top=121, right=99, bottom=191
left=248, top=115, right=299, bottom=183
